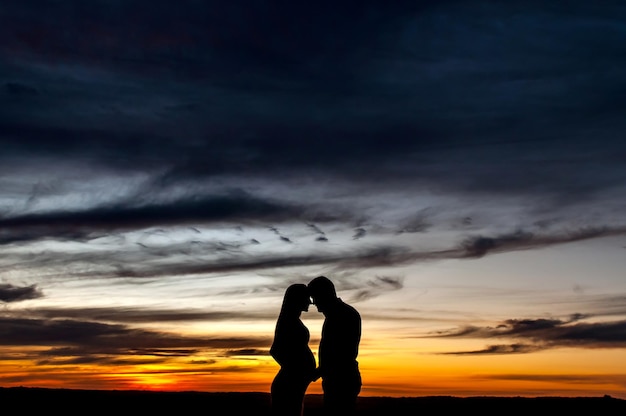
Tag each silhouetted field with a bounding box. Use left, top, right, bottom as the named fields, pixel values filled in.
left=1, top=387, right=624, bottom=414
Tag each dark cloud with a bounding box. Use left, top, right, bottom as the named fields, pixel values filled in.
left=476, top=372, right=626, bottom=386
left=352, top=228, right=367, bottom=240
left=37, top=351, right=176, bottom=366
left=397, top=211, right=432, bottom=234
left=3, top=81, right=40, bottom=96
left=431, top=314, right=626, bottom=354
left=6, top=306, right=273, bottom=323
left=0, top=283, right=43, bottom=302
left=0, top=0, right=624, bottom=197
left=0, top=188, right=357, bottom=247
left=0, top=190, right=309, bottom=231
left=442, top=343, right=545, bottom=356
left=0, top=316, right=270, bottom=359
left=369, top=275, right=404, bottom=290
left=352, top=275, right=404, bottom=302
left=459, top=227, right=626, bottom=259
left=223, top=348, right=267, bottom=357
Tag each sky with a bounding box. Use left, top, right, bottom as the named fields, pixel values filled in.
left=1, top=0, right=626, bottom=399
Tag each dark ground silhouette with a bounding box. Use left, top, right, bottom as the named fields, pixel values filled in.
left=1, top=387, right=624, bottom=414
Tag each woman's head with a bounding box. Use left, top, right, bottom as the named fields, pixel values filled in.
left=281, top=283, right=312, bottom=314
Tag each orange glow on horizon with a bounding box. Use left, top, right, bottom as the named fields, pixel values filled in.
left=1, top=356, right=624, bottom=400
left=1, top=344, right=625, bottom=399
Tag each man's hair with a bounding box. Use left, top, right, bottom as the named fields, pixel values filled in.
left=308, top=275, right=336, bottom=297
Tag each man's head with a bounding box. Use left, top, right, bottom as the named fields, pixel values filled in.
left=308, top=275, right=337, bottom=313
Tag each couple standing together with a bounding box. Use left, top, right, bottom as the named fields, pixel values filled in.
left=270, top=276, right=361, bottom=416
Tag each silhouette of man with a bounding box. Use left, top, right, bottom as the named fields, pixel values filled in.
left=308, top=276, right=361, bottom=416
left=270, top=283, right=317, bottom=416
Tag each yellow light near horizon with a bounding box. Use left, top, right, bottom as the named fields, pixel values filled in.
left=127, top=373, right=181, bottom=391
